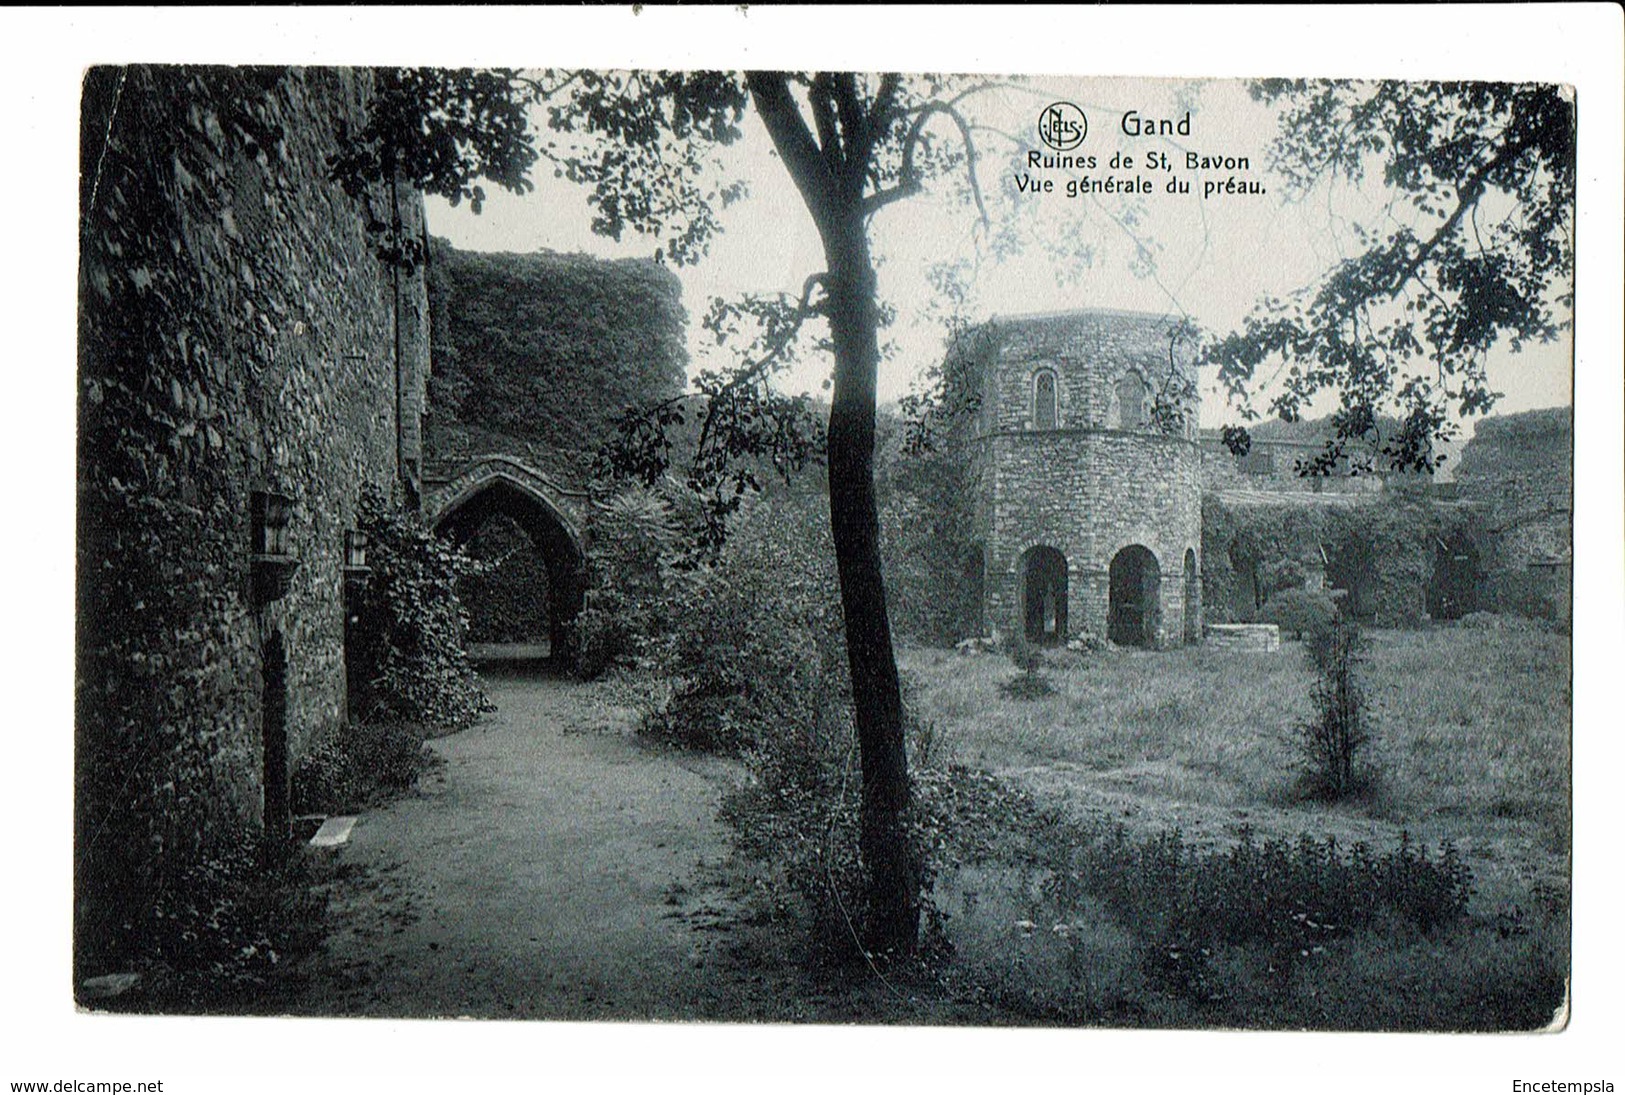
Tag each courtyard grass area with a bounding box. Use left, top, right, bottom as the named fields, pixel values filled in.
left=897, top=624, right=1571, bottom=1029
left=901, top=625, right=1572, bottom=907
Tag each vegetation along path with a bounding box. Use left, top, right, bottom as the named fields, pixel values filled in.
left=281, top=672, right=772, bottom=1020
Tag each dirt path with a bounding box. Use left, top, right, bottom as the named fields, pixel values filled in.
left=280, top=673, right=772, bottom=1020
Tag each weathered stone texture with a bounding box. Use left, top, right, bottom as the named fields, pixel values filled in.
left=1204, top=623, right=1281, bottom=652
left=78, top=66, right=430, bottom=860
left=967, top=310, right=1203, bottom=647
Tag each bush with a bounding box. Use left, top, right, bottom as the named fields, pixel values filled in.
left=1262, top=587, right=1339, bottom=640
left=350, top=491, right=487, bottom=728
left=290, top=720, right=439, bottom=816
left=1295, top=616, right=1374, bottom=799
left=573, top=485, right=689, bottom=680
left=998, top=634, right=1055, bottom=699
left=640, top=494, right=847, bottom=754
left=637, top=494, right=951, bottom=960
left=1047, top=823, right=1474, bottom=999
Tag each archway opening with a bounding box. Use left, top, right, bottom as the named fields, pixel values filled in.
left=1021, top=546, right=1068, bottom=645
left=1227, top=536, right=1261, bottom=620
left=1109, top=544, right=1162, bottom=648
left=435, top=477, right=584, bottom=664
left=1183, top=548, right=1199, bottom=644
left=1326, top=537, right=1377, bottom=622
left=1427, top=531, right=1480, bottom=621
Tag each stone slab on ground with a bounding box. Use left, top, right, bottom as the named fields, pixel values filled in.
left=310, top=815, right=358, bottom=847
left=1204, top=623, right=1281, bottom=652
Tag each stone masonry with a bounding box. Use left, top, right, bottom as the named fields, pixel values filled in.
left=78, top=66, right=431, bottom=886
left=963, top=309, right=1204, bottom=648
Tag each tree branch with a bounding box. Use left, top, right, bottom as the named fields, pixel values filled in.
left=863, top=99, right=988, bottom=225
left=746, top=72, right=838, bottom=235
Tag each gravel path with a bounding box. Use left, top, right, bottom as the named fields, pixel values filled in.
left=281, top=673, right=763, bottom=1020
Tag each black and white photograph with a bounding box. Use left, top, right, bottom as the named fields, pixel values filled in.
left=9, top=5, right=1623, bottom=1093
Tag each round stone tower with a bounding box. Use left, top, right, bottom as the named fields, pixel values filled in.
left=961, top=308, right=1204, bottom=648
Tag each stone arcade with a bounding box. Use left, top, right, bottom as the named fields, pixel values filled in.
left=959, top=309, right=1204, bottom=649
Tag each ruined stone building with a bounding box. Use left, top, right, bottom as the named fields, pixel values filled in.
left=421, top=242, right=685, bottom=656
left=76, top=67, right=691, bottom=971
left=1453, top=407, right=1573, bottom=623
left=957, top=309, right=1204, bottom=648
left=930, top=310, right=1570, bottom=649
left=1196, top=406, right=1571, bottom=629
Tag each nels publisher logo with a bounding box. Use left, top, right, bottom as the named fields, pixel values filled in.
left=1038, top=102, right=1087, bottom=151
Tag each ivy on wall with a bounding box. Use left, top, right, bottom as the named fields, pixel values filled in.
left=424, top=239, right=687, bottom=484
left=1201, top=494, right=1486, bottom=627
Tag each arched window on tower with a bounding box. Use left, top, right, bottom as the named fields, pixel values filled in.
left=1032, top=369, right=1058, bottom=430
left=1115, top=371, right=1148, bottom=430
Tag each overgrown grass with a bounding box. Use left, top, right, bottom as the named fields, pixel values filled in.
left=903, top=626, right=1571, bottom=857
left=905, top=641, right=1309, bottom=805
left=895, top=624, right=1570, bottom=1029
left=920, top=779, right=1566, bottom=1031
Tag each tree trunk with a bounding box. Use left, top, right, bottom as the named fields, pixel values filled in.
left=746, top=73, right=919, bottom=955
left=822, top=216, right=919, bottom=956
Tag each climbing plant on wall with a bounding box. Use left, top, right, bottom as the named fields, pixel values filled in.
left=348, top=490, right=488, bottom=729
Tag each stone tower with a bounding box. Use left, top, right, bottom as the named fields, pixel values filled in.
left=960, top=308, right=1204, bottom=648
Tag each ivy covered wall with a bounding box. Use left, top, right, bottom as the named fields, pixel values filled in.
left=423, top=240, right=686, bottom=488
left=76, top=65, right=429, bottom=967
left=1200, top=494, right=1485, bottom=627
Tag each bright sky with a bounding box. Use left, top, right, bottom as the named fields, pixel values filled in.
left=429, top=75, right=1574, bottom=432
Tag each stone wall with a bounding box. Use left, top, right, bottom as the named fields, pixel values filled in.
left=966, top=310, right=1203, bottom=647
left=77, top=65, right=428, bottom=955
left=1455, top=407, right=1573, bottom=620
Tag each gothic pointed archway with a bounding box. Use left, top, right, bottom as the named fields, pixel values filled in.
left=426, top=458, right=588, bottom=664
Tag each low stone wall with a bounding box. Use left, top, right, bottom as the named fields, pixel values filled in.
left=1203, top=623, right=1281, bottom=652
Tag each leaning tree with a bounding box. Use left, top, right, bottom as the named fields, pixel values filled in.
left=1208, top=81, right=1575, bottom=474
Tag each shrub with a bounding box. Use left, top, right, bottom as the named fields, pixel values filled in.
left=290, top=720, right=439, bottom=816
left=349, top=491, right=487, bottom=728
left=1295, top=616, right=1374, bottom=799
left=1047, top=823, right=1474, bottom=999
left=640, top=494, right=846, bottom=754
left=1262, top=587, right=1340, bottom=640
left=999, top=634, right=1055, bottom=699
left=573, top=484, right=690, bottom=680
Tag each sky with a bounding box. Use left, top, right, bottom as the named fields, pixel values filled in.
left=428, top=75, right=1575, bottom=434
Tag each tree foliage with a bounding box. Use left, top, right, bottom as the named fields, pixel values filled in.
left=1209, top=81, right=1575, bottom=475
left=328, top=67, right=540, bottom=270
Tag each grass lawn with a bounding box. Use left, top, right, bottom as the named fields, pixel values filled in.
left=903, top=625, right=1570, bottom=901
left=897, top=624, right=1571, bottom=1029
